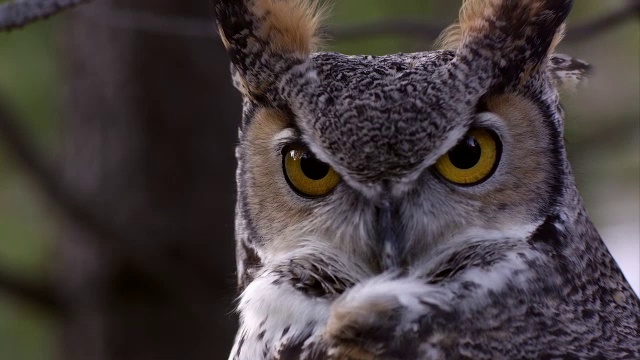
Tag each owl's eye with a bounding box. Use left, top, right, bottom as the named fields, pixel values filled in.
left=283, top=145, right=341, bottom=197
left=435, top=128, right=501, bottom=185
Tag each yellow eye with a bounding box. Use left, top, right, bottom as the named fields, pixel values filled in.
left=283, top=145, right=341, bottom=197
left=435, top=128, right=501, bottom=185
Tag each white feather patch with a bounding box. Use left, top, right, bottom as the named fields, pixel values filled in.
left=231, top=273, right=331, bottom=360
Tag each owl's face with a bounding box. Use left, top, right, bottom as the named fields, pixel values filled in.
left=219, top=0, right=590, bottom=286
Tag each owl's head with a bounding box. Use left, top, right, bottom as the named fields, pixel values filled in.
left=216, top=0, right=591, bottom=288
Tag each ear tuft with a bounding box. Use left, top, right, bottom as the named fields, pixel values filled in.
left=548, top=23, right=566, bottom=56
left=440, top=0, right=574, bottom=98
left=435, top=23, right=461, bottom=51
left=252, top=0, right=327, bottom=57
left=438, top=12, right=567, bottom=57
left=436, top=0, right=489, bottom=51
left=440, top=0, right=572, bottom=50
left=548, top=54, right=592, bottom=92
left=215, top=0, right=327, bottom=97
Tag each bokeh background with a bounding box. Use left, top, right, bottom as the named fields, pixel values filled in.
left=0, top=0, right=637, bottom=359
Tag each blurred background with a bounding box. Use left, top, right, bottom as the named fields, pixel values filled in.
left=0, top=0, right=637, bottom=359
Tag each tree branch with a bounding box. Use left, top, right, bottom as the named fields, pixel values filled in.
left=565, top=0, right=640, bottom=42
left=76, top=1, right=639, bottom=45
left=0, top=0, right=91, bottom=31
left=0, top=0, right=637, bottom=40
left=0, top=268, right=60, bottom=312
left=331, top=0, right=640, bottom=43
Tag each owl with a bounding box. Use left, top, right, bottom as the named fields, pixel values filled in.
left=215, top=0, right=640, bottom=359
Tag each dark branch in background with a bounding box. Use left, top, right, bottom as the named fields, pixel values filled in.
left=331, top=0, right=640, bottom=43
left=0, top=0, right=91, bottom=31
left=566, top=0, right=640, bottom=42
left=0, top=0, right=636, bottom=41
left=78, top=1, right=639, bottom=43
left=0, top=267, right=60, bottom=313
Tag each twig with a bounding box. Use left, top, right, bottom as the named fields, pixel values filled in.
left=0, top=268, right=60, bottom=312
left=0, top=0, right=92, bottom=31
left=0, top=0, right=636, bottom=39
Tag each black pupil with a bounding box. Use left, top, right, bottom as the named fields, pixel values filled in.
left=300, top=152, right=330, bottom=180
left=449, top=135, right=481, bottom=170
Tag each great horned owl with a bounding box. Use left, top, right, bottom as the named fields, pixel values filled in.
left=215, top=0, right=640, bottom=358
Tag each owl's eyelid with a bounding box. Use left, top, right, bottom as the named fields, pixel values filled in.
left=272, top=128, right=301, bottom=155
left=470, top=112, right=507, bottom=140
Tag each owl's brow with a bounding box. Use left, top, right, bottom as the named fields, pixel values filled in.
left=273, top=128, right=299, bottom=146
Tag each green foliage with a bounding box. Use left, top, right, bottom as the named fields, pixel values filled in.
left=0, top=17, right=58, bottom=360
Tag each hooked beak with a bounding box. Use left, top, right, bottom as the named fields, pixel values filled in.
left=376, top=198, right=403, bottom=270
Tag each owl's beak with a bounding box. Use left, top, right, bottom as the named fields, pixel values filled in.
left=376, top=199, right=402, bottom=269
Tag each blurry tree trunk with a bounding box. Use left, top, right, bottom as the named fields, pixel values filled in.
left=57, top=1, right=240, bottom=359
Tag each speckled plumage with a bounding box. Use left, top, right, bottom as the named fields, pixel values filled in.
left=215, top=0, right=640, bottom=359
